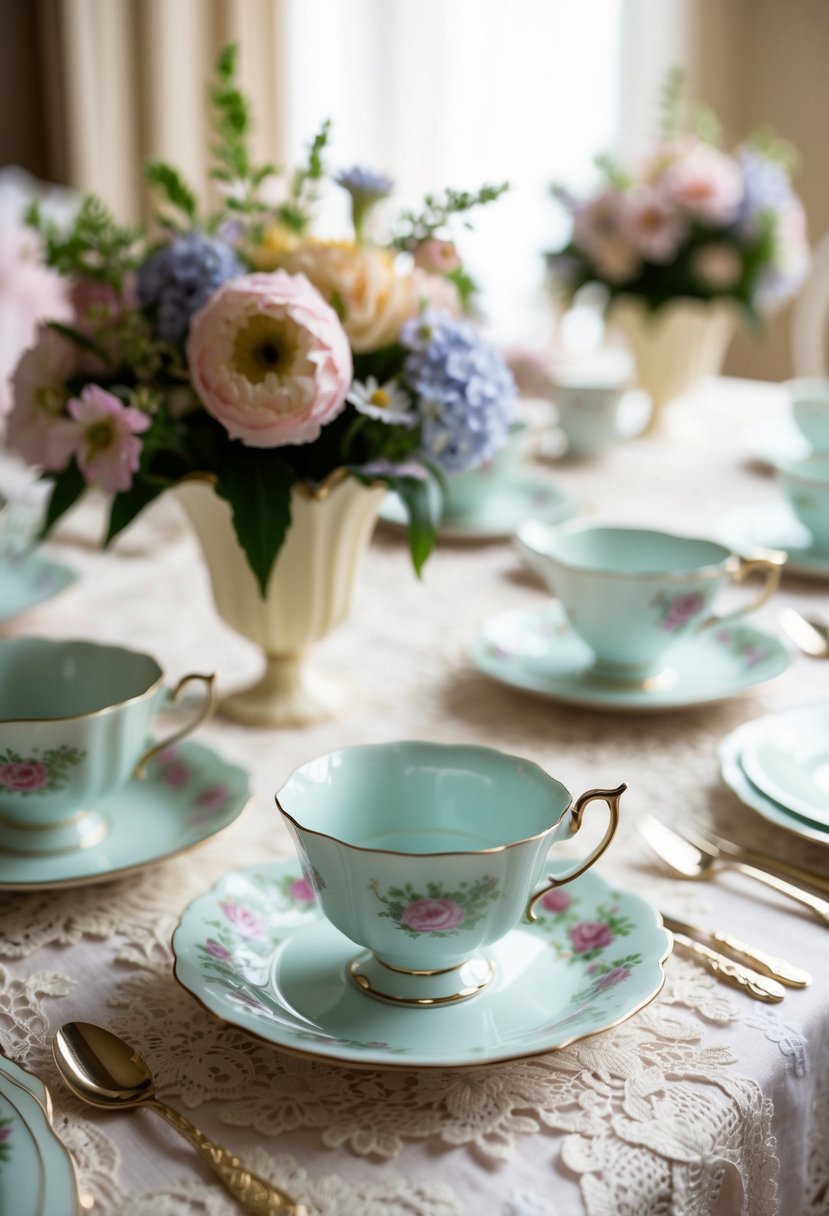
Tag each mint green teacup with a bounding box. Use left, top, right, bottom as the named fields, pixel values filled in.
left=441, top=422, right=527, bottom=519
left=0, top=638, right=216, bottom=855
left=276, top=741, right=624, bottom=1007
left=516, top=520, right=781, bottom=685
left=787, top=378, right=829, bottom=452
left=778, top=455, right=829, bottom=550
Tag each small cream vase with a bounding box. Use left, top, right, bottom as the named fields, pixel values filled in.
left=176, top=474, right=386, bottom=728
left=608, top=296, right=737, bottom=434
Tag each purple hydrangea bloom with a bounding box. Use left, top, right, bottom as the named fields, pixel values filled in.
left=136, top=233, right=244, bottom=343
left=736, top=147, right=795, bottom=238
left=401, top=311, right=515, bottom=474
left=334, top=166, right=395, bottom=200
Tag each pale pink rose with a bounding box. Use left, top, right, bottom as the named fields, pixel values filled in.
left=0, top=760, right=49, bottom=791
left=58, top=384, right=151, bottom=493
left=7, top=326, right=76, bottom=467
left=187, top=271, right=352, bottom=447
left=400, top=897, right=466, bottom=932
left=204, top=939, right=231, bottom=960
left=412, top=239, right=461, bottom=274
left=692, top=243, right=743, bottom=289
left=597, top=965, right=630, bottom=990
left=569, top=920, right=613, bottom=953
left=289, top=876, right=315, bottom=903
left=622, top=187, right=686, bottom=263
left=219, top=901, right=263, bottom=938
left=540, top=888, right=572, bottom=914
left=161, top=759, right=193, bottom=789
left=663, top=142, right=743, bottom=224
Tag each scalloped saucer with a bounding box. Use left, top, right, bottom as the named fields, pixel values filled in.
left=471, top=602, right=790, bottom=711
left=172, top=860, right=671, bottom=1069
left=717, top=502, right=829, bottom=580
left=379, top=478, right=578, bottom=542
left=0, top=740, right=250, bottom=890
left=0, top=1053, right=81, bottom=1216
left=0, top=550, right=77, bottom=624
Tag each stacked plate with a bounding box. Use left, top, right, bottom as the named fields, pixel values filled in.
left=0, top=1054, right=81, bottom=1215
left=720, top=700, right=829, bottom=844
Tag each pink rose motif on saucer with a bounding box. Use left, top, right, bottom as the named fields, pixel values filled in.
left=204, top=939, right=232, bottom=960
left=570, top=920, right=613, bottom=954
left=596, top=963, right=631, bottom=990
left=0, top=745, right=85, bottom=796
left=370, top=875, right=501, bottom=939
left=651, top=589, right=707, bottom=632
left=219, top=901, right=263, bottom=939
left=539, top=888, right=573, bottom=915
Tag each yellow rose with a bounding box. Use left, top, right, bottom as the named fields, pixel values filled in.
left=248, top=225, right=301, bottom=271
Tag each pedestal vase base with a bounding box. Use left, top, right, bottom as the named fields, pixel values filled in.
left=220, top=655, right=351, bottom=728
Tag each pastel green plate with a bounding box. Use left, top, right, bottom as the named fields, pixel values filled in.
left=0, top=740, right=250, bottom=890
left=379, top=479, right=578, bottom=542
left=740, top=701, right=829, bottom=826
left=0, top=1054, right=81, bottom=1216
left=717, top=502, right=829, bottom=580
left=471, top=602, right=790, bottom=712
left=0, top=551, right=77, bottom=623
left=172, top=860, right=671, bottom=1069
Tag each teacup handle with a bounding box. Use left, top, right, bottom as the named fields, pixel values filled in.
left=134, top=673, right=217, bottom=780
left=697, top=556, right=783, bottom=633
left=526, top=784, right=626, bottom=923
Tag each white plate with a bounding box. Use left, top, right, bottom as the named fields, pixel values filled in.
left=720, top=719, right=829, bottom=844
left=739, top=701, right=829, bottom=826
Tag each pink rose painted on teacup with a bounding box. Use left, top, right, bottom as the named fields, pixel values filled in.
left=596, top=964, right=631, bottom=990
left=539, top=888, right=572, bottom=914
left=569, top=920, right=613, bottom=954
left=652, top=589, right=706, bottom=632
left=400, top=897, right=466, bottom=933
left=0, top=760, right=49, bottom=792
left=219, top=901, right=263, bottom=939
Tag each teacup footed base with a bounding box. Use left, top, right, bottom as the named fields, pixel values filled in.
left=581, top=665, right=678, bottom=693
left=0, top=808, right=109, bottom=856
left=221, top=654, right=351, bottom=728
left=349, top=950, right=494, bottom=1007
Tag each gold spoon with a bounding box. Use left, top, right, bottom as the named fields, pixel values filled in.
left=779, top=607, right=829, bottom=658
left=53, top=1022, right=309, bottom=1216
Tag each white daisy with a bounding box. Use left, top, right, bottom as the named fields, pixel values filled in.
left=346, top=377, right=416, bottom=427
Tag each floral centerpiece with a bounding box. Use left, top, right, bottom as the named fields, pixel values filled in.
left=547, top=72, right=809, bottom=426
left=6, top=46, right=514, bottom=725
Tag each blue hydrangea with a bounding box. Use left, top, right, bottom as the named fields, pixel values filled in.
left=334, top=166, right=395, bottom=201
left=401, top=311, right=516, bottom=474
left=736, top=147, right=795, bottom=239
left=136, top=234, right=244, bottom=344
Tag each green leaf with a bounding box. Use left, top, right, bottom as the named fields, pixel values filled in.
left=349, top=466, right=439, bottom=575
left=215, top=448, right=294, bottom=597
left=104, top=478, right=168, bottom=546
left=46, top=320, right=108, bottom=362
left=143, top=160, right=199, bottom=221
left=39, top=463, right=85, bottom=538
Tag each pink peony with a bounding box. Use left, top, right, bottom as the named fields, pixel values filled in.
left=540, top=888, right=572, bottom=914
left=187, top=271, right=352, bottom=447
left=289, top=876, right=315, bottom=903
left=596, top=965, right=631, bottom=991
left=400, top=897, right=465, bottom=933
left=569, top=920, right=613, bottom=953
left=219, top=901, right=263, bottom=938
left=412, top=239, right=461, bottom=275
left=662, top=142, right=743, bottom=224
left=54, top=384, right=151, bottom=493
left=0, top=760, right=49, bottom=791
left=622, top=187, right=686, bottom=263
left=692, top=243, right=743, bottom=290
left=7, top=326, right=76, bottom=468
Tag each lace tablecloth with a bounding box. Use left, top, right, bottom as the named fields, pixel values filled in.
left=3, top=379, right=829, bottom=1216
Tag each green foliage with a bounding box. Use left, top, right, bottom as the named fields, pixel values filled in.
left=659, top=65, right=687, bottom=142
left=746, top=125, right=800, bottom=174
left=39, top=462, right=86, bottom=539
left=593, top=153, right=631, bottom=191
left=276, top=120, right=331, bottom=235
left=143, top=159, right=199, bottom=229
left=215, top=447, right=294, bottom=597
left=349, top=463, right=439, bottom=575
left=392, top=182, right=509, bottom=250
left=26, top=195, right=140, bottom=289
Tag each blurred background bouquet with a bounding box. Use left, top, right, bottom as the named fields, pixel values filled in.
left=5, top=45, right=515, bottom=593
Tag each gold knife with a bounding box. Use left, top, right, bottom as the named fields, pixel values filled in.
left=661, top=913, right=811, bottom=988
left=665, top=925, right=786, bottom=1002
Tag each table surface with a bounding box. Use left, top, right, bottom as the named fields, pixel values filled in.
left=2, top=378, right=829, bottom=1216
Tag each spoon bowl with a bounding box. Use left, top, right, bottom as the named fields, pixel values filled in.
left=54, top=1021, right=154, bottom=1109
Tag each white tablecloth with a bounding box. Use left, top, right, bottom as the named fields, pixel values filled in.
left=2, top=378, right=829, bottom=1216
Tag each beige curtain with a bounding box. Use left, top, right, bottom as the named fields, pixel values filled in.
left=37, top=0, right=289, bottom=223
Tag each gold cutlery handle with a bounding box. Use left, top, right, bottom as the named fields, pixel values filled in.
left=728, top=860, right=829, bottom=926
left=671, top=933, right=785, bottom=1002
left=149, top=1099, right=309, bottom=1215
left=709, top=930, right=812, bottom=988
left=723, top=848, right=829, bottom=898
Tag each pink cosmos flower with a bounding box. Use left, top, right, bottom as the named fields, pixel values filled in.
left=400, top=897, right=466, bottom=933
left=0, top=760, right=49, bottom=791
left=540, top=888, right=572, bottom=914
left=219, top=901, right=263, bottom=938
left=52, top=385, right=151, bottom=493
left=289, top=876, right=315, bottom=903
left=412, top=239, right=461, bottom=275
left=597, top=965, right=631, bottom=991
left=662, top=142, right=743, bottom=224
left=7, top=326, right=76, bottom=467
left=569, top=920, right=613, bottom=953
left=204, top=939, right=232, bottom=960
left=187, top=271, right=352, bottom=448
left=692, top=243, right=743, bottom=290
left=622, top=188, right=686, bottom=263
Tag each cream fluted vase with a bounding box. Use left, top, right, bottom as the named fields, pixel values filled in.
left=175, top=473, right=386, bottom=728
left=608, top=296, right=738, bottom=435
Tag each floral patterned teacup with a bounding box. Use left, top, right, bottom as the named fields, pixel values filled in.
left=276, top=740, right=624, bottom=1006
left=515, top=519, right=781, bottom=685
left=441, top=422, right=528, bottom=519
left=0, top=637, right=215, bottom=855
left=778, top=455, right=829, bottom=551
